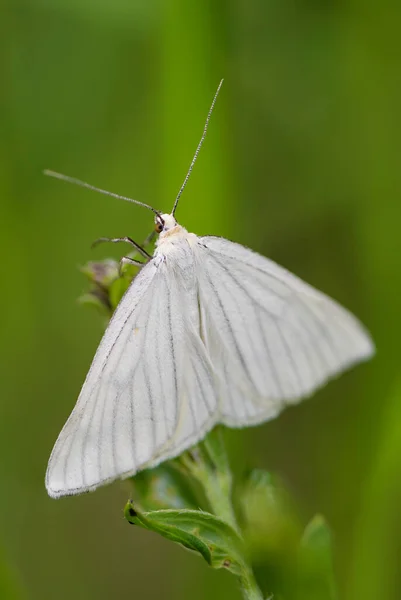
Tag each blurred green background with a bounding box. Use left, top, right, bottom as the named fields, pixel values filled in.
left=1, top=0, right=400, bottom=598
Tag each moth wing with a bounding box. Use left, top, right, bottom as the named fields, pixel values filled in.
left=197, top=236, right=374, bottom=426
left=46, top=255, right=218, bottom=498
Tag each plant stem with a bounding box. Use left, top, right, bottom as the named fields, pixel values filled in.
left=201, top=428, right=238, bottom=531
left=204, top=475, right=264, bottom=600
left=238, top=569, right=265, bottom=600
left=177, top=428, right=238, bottom=530
left=178, top=428, right=265, bottom=599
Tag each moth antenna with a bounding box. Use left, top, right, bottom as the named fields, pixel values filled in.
left=43, top=170, right=160, bottom=215
left=171, top=78, right=224, bottom=217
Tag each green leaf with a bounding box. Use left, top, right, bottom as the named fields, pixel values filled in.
left=124, top=502, right=247, bottom=576
left=78, top=258, right=137, bottom=314
left=108, top=276, right=132, bottom=309
left=77, top=291, right=111, bottom=316
left=240, top=469, right=301, bottom=558
left=239, top=469, right=302, bottom=598
left=131, top=464, right=198, bottom=511
left=296, top=515, right=337, bottom=600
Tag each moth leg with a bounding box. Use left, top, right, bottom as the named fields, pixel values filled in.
left=92, top=236, right=152, bottom=260
left=119, top=256, right=145, bottom=277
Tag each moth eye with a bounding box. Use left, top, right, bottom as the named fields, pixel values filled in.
left=155, top=221, right=163, bottom=233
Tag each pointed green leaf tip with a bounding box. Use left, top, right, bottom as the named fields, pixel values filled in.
left=124, top=501, right=247, bottom=575
left=301, top=514, right=332, bottom=553
left=297, top=514, right=338, bottom=600
left=240, top=469, right=301, bottom=558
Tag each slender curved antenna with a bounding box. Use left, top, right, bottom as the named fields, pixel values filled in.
left=43, top=170, right=160, bottom=215
left=171, top=78, right=224, bottom=216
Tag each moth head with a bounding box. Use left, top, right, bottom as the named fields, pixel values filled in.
left=155, top=213, right=177, bottom=234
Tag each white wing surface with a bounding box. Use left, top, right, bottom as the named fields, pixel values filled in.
left=46, top=252, right=218, bottom=498
left=197, top=236, right=374, bottom=427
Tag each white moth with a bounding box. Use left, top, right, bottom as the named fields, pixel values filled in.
left=45, top=81, right=374, bottom=498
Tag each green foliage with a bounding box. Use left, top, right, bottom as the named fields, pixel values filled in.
left=125, top=442, right=339, bottom=600
left=126, top=427, right=264, bottom=598
left=126, top=434, right=266, bottom=600
left=79, top=258, right=135, bottom=314
left=124, top=503, right=247, bottom=575
left=240, top=469, right=301, bottom=559
left=296, top=515, right=337, bottom=600
left=130, top=464, right=198, bottom=511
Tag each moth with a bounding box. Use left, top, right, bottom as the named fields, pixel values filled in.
left=45, top=81, right=374, bottom=498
